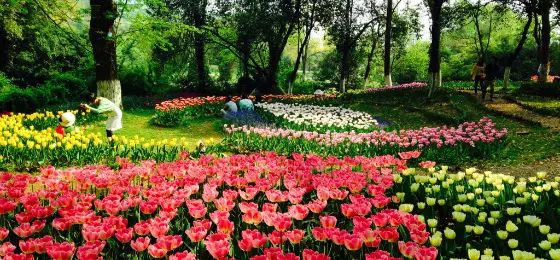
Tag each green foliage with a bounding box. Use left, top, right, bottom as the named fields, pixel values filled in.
left=518, top=82, right=560, bottom=97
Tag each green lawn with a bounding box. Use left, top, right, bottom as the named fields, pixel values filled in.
left=85, top=109, right=224, bottom=149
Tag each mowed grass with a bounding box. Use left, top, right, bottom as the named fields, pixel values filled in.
left=85, top=109, right=224, bottom=150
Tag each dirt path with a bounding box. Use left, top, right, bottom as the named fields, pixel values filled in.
left=461, top=90, right=560, bottom=131
left=459, top=90, right=560, bottom=177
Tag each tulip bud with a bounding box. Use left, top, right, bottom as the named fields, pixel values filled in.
left=506, top=221, right=518, bottom=233
left=468, top=249, right=480, bottom=260
left=427, top=219, right=438, bottom=228
left=398, top=203, right=414, bottom=213
left=467, top=193, right=475, bottom=200
left=487, top=217, right=497, bottom=225
left=548, top=233, right=560, bottom=244
left=476, top=199, right=485, bottom=207
left=417, top=202, right=426, bottom=210
left=540, top=225, right=551, bottom=235
left=483, top=248, right=493, bottom=256
left=540, top=240, right=552, bottom=250
left=426, top=197, right=436, bottom=206
left=498, top=256, right=510, bottom=260
left=444, top=227, right=456, bottom=239
left=485, top=197, right=495, bottom=205
left=430, top=234, right=442, bottom=247
left=537, top=171, right=547, bottom=179
left=438, top=199, right=446, bottom=206
left=473, top=225, right=484, bottom=235
left=410, top=183, right=420, bottom=192
left=458, top=194, right=467, bottom=202
left=452, top=211, right=466, bottom=223
left=396, top=192, right=405, bottom=201
left=551, top=249, right=560, bottom=260
left=508, top=239, right=518, bottom=249
left=496, top=230, right=508, bottom=240
left=465, top=225, right=473, bottom=233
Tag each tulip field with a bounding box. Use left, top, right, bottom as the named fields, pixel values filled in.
left=1, top=84, right=559, bottom=259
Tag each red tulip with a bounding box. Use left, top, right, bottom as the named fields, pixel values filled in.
left=46, top=242, right=75, bottom=260
left=140, top=200, right=158, bottom=215
left=330, top=229, right=348, bottom=246
left=344, top=233, right=363, bottom=251
left=210, top=211, right=230, bottom=224
left=273, top=214, right=292, bottom=232
left=267, top=231, right=286, bottom=246
left=238, top=202, right=258, bottom=213
left=366, top=250, right=399, bottom=260
left=0, top=227, right=9, bottom=241
left=217, top=219, right=234, bottom=236
left=214, top=197, right=235, bottom=212
left=288, top=205, right=309, bottom=220
left=0, top=242, right=16, bottom=256
left=186, top=225, right=207, bottom=243
left=285, top=229, right=305, bottom=244
left=169, top=251, right=197, bottom=260
left=311, top=227, right=329, bottom=241
left=0, top=198, right=17, bottom=214
left=134, top=221, right=150, bottom=236
left=320, top=215, right=337, bottom=228
left=242, top=209, right=262, bottom=225
left=379, top=227, right=399, bottom=243
left=115, top=228, right=133, bottom=243
left=398, top=241, right=419, bottom=258
left=157, top=235, right=183, bottom=251
left=149, top=222, right=169, bottom=238
left=76, top=241, right=105, bottom=260
left=148, top=243, right=168, bottom=258
left=204, top=233, right=230, bottom=259
left=302, top=249, right=331, bottom=260
left=131, top=237, right=150, bottom=252
left=414, top=246, right=438, bottom=260
left=307, top=199, right=327, bottom=214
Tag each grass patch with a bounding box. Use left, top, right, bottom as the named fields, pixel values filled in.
left=85, top=109, right=224, bottom=149
left=509, top=94, right=560, bottom=116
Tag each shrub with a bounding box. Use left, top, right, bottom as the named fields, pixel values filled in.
left=518, top=82, right=560, bottom=97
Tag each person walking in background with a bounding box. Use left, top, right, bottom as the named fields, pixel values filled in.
left=471, top=57, right=486, bottom=95
left=221, top=95, right=238, bottom=116
left=80, top=93, right=122, bottom=139
left=238, top=94, right=254, bottom=111
left=484, top=57, right=500, bottom=101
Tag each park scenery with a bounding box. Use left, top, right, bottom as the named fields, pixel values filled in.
left=1, top=0, right=560, bottom=259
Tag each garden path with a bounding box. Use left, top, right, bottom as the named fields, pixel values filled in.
left=464, top=91, right=560, bottom=132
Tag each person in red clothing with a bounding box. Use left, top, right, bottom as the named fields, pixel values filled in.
left=55, top=112, right=76, bottom=137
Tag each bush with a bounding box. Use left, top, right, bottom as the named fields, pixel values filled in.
left=518, top=81, right=560, bottom=97
left=290, top=81, right=337, bottom=94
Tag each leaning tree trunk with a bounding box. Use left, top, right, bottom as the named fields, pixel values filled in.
left=428, top=1, right=443, bottom=98
left=288, top=24, right=313, bottom=94
left=363, top=35, right=378, bottom=88
left=384, top=0, right=393, bottom=87
left=538, top=5, right=551, bottom=83
left=193, top=0, right=208, bottom=90
left=504, top=13, right=532, bottom=91
left=89, top=0, right=122, bottom=108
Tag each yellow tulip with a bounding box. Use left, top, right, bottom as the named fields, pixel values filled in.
left=473, top=225, right=484, bottom=235
left=430, top=234, right=442, bottom=247
left=427, top=219, right=438, bottom=228
left=508, top=239, right=519, bottom=249
left=547, top=233, right=560, bottom=244
left=550, top=249, right=560, bottom=260
left=506, top=221, right=518, bottom=232
left=468, top=249, right=480, bottom=260
left=444, top=227, right=456, bottom=239
left=483, top=248, right=493, bottom=256
left=540, top=225, right=551, bottom=235
left=539, top=240, right=552, bottom=250
left=497, top=230, right=508, bottom=240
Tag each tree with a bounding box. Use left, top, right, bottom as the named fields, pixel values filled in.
left=323, top=0, right=380, bottom=92
left=89, top=0, right=122, bottom=107
left=534, top=0, right=552, bottom=82
left=208, top=0, right=302, bottom=94
left=384, top=0, right=394, bottom=86
left=287, top=0, right=323, bottom=93
left=497, top=0, right=535, bottom=89
left=426, top=0, right=449, bottom=97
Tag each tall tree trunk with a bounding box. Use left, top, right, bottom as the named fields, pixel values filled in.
left=288, top=23, right=313, bottom=93
left=193, top=0, right=208, bottom=89
left=89, top=0, right=122, bottom=108
left=384, top=0, right=393, bottom=86
left=428, top=0, right=443, bottom=97
left=538, top=3, right=551, bottom=83
left=363, top=34, right=378, bottom=88
left=504, top=13, right=532, bottom=90
left=339, top=47, right=350, bottom=93
left=0, top=25, right=9, bottom=72
left=302, top=40, right=309, bottom=81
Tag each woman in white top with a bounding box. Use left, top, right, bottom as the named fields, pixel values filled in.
left=81, top=93, right=122, bottom=139
left=221, top=95, right=238, bottom=116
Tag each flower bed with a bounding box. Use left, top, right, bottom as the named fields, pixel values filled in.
left=152, top=94, right=337, bottom=127
left=256, top=102, right=378, bottom=132
left=366, top=82, right=427, bottom=93
left=395, top=163, right=560, bottom=259
left=221, top=117, right=507, bottom=164
left=0, top=111, right=189, bottom=171
left=0, top=153, right=437, bottom=259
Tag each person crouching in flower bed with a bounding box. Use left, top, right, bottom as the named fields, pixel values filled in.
left=80, top=93, right=122, bottom=141
left=238, top=94, right=254, bottom=111
left=55, top=112, right=77, bottom=137
left=221, top=95, right=238, bottom=117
